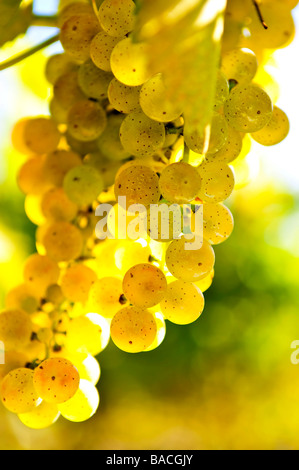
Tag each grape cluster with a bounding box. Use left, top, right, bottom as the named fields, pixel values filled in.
left=0, top=0, right=294, bottom=429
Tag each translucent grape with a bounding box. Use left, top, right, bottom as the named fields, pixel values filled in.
left=61, top=264, right=97, bottom=303
left=114, top=241, right=152, bottom=275
left=23, top=118, right=60, bottom=155
left=58, top=2, right=94, bottom=27
left=67, top=100, right=107, bottom=142
left=88, top=277, right=125, bottom=318
left=41, top=187, right=78, bottom=222
left=146, top=204, right=182, bottom=243
left=206, top=126, right=242, bottom=164
left=60, top=14, right=102, bottom=62
left=23, top=254, right=60, bottom=297
left=78, top=60, right=113, bottom=100
left=63, top=165, right=104, bottom=206
left=224, top=84, right=273, bottom=133
left=45, top=53, right=77, bottom=85
left=0, top=310, right=32, bottom=351
left=160, top=280, right=205, bottom=325
left=221, top=48, right=258, bottom=84
left=251, top=106, right=290, bottom=146
left=84, top=153, right=123, bottom=187
left=114, top=163, right=160, bottom=209
left=5, top=285, right=39, bottom=315
left=97, top=114, right=131, bottom=161
left=197, top=161, right=235, bottom=203
left=184, top=113, right=228, bottom=155
left=43, top=150, right=82, bottom=187
left=159, top=162, right=202, bottom=204
left=90, top=32, right=123, bottom=72
left=110, top=306, right=157, bottom=353
left=18, top=401, right=60, bottom=429
left=123, top=264, right=167, bottom=308
left=68, top=352, right=101, bottom=385
left=140, top=73, right=183, bottom=123
left=0, top=351, right=28, bottom=383
left=11, top=119, right=32, bottom=155
left=110, top=37, right=151, bottom=86
left=17, top=156, right=49, bottom=196
left=166, top=237, right=215, bottom=282
left=1, top=368, right=41, bottom=414
left=43, top=222, right=83, bottom=262
left=53, top=70, right=85, bottom=111
left=58, top=379, right=99, bottom=422
left=33, top=358, right=80, bottom=404
left=66, top=133, right=98, bottom=156
left=145, top=312, right=166, bottom=352
left=214, top=71, right=230, bottom=110
left=45, top=284, right=65, bottom=306
left=119, top=111, right=165, bottom=157
left=108, top=78, right=141, bottom=114
left=202, top=203, right=234, bottom=245
left=49, top=97, right=69, bottom=125
left=194, top=269, right=214, bottom=293
left=64, top=313, right=109, bottom=356
left=99, top=0, right=135, bottom=37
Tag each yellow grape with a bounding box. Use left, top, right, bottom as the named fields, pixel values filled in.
left=25, top=194, right=47, bottom=227
left=53, top=70, right=85, bottom=111
left=11, top=119, right=33, bottom=155
left=194, top=269, right=215, bottom=293
left=45, top=53, right=77, bottom=85
left=43, top=150, right=82, bottom=187
left=107, top=202, right=147, bottom=240
left=60, top=14, right=101, bottom=62
left=23, top=254, right=60, bottom=297
left=1, top=368, right=41, bottom=414
left=108, top=78, right=141, bottom=114
left=49, top=97, right=69, bottom=125
left=64, top=313, right=110, bottom=356
left=0, top=351, right=28, bottom=383
left=61, top=264, right=97, bottom=303
left=23, top=118, right=60, bottom=155
left=67, top=100, right=107, bottom=142
left=58, top=379, right=99, bottom=422
left=58, top=2, right=93, bottom=27
left=43, top=222, right=83, bottom=262
left=202, top=203, right=234, bottom=245
left=41, top=187, right=78, bottom=222
left=17, top=156, right=49, bottom=196
left=70, top=353, right=101, bottom=385
left=78, top=60, right=113, bottom=100
left=0, top=310, right=33, bottom=351
left=221, top=48, right=258, bottom=84
left=206, top=126, right=242, bottom=164
left=5, top=284, right=39, bottom=315
left=99, top=0, right=136, bottom=37
left=214, top=71, right=230, bottom=111
left=197, top=161, right=235, bottom=203
left=145, top=312, right=166, bottom=352
left=160, top=280, right=205, bottom=325
left=33, top=358, right=80, bottom=404
left=66, top=133, right=98, bottom=156
left=90, top=32, right=123, bottom=72
left=159, top=162, right=202, bottom=204
left=45, top=284, right=65, bottom=306
left=97, top=114, right=131, bottom=161
left=114, top=240, right=152, bottom=275
left=184, top=112, right=228, bottom=155
left=63, top=164, right=104, bottom=206
left=18, top=401, right=60, bottom=429
left=110, top=306, right=157, bottom=353
left=110, top=37, right=151, bottom=86
left=250, top=106, right=290, bottom=146
left=88, top=277, right=125, bottom=319
left=123, top=263, right=167, bottom=308
left=166, top=237, right=215, bottom=282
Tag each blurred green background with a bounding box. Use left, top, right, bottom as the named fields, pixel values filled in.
left=0, top=0, right=299, bottom=450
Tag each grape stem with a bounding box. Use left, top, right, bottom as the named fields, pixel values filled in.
left=252, top=1, right=268, bottom=29
left=0, top=34, right=60, bottom=72
left=31, top=15, right=58, bottom=27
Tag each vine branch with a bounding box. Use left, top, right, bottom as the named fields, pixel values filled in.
left=252, top=0, right=268, bottom=29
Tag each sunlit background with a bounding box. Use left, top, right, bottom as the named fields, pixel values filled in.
left=0, top=0, right=299, bottom=450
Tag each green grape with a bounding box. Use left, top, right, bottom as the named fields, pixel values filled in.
left=110, top=306, right=157, bottom=353
left=184, top=112, right=228, bottom=155
left=0, top=310, right=33, bottom=351
left=66, top=133, right=98, bottom=156
left=108, top=78, right=141, bottom=114
left=23, top=118, right=60, bottom=155
left=61, top=264, right=97, bottom=303
left=60, top=14, right=102, bottom=62
left=146, top=204, right=182, bottom=243
left=159, top=162, right=202, bottom=204
left=90, top=32, right=123, bottom=72
left=206, top=126, right=242, bottom=164
left=197, top=160, right=235, bottom=203
left=67, top=100, right=107, bottom=142
left=33, top=358, right=80, bottom=404
left=43, top=222, right=83, bottom=262
left=58, top=1, right=94, bottom=27
left=214, top=71, right=230, bottom=110
left=202, top=203, right=234, bottom=245
left=63, top=164, right=104, bottom=206
left=49, top=97, right=69, bottom=125
left=45, top=284, right=65, bottom=306
left=166, top=237, right=215, bottom=282
left=97, top=114, right=131, bottom=161
left=160, top=280, right=205, bottom=325
left=18, top=401, right=60, bottom=429
left=106, top=202, right=147, bottom=240
left=99, top=0, right=136, bottom=37
left=110, top=37, right=151, bottom=87
left=5, top=285, right=39, bottom=315
left=249, top=1, right=295, bottom=49
left=78, top=60, right=113, bottom=100
left=43, top=150, right=82, bottom=187
left=17, top=156, right=50, bottom=196
left=45, top=53, right=77, bottom=85
left=41, top=187, right=78, bottom=222
left=64, top=313, right=110, bottom=356
left=0, top=351, right=28, bottom=383
left=23, top=254, right=60, bottom=297
left=84, top=153, right=123, bottom=187
left=58, top=379, right=99, bottom=422
left=119, top=111, right=165, bottom=157
left=88, top=277, right=125, bottom=319
left=251, top=106, right=290, bottom=146
left=114, top=240, right=152, bottom=275
left=53, top=70, right=85, bottom=111
left=140, top=73, right=183, bottom=123
left=194, top=269, right=214, bottom=293
left=221, top=48, right=258, bottom=84
left=224, top=84, right=273, bottom=133
left=114, top=163, right=161, bottom=209
left=1, top=368, right=41, bottom=414
left=123, top=264, right=167, bottom=308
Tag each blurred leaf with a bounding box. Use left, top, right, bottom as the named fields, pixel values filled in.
left=0, top=2, right=32, bottom=48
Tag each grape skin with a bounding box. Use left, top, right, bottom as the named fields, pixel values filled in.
left=90, top=32, right=123, bottom=72
left=160, top=280, right=205, bottom=325
left=108, top=78, right=142, bottom=114
left=1, top=368, right=41, bottom=414
left=99, top=0, right=136, bottom=37
left=67, top=100, right=107, bottom=142
left=197, top=161, right=235, bottom=204
left=43, top=222, right=83, bottom=263
left=251, top=106, right=290, bottom=146
left=23, top=254, right=60, bottom=297
left=0, top=310, right=33, bottom=351
left=63, top=164, right=104, bottom=206
left=61, top=264, right=97, bottom=304
left=159, top=162, right=202, bottom=204
left=123, top=263, right=167, bottom=308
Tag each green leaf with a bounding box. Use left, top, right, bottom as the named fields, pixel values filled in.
left=134, top=0, right=226, bottom=139
left=0, top=2, right=32, bottom=47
